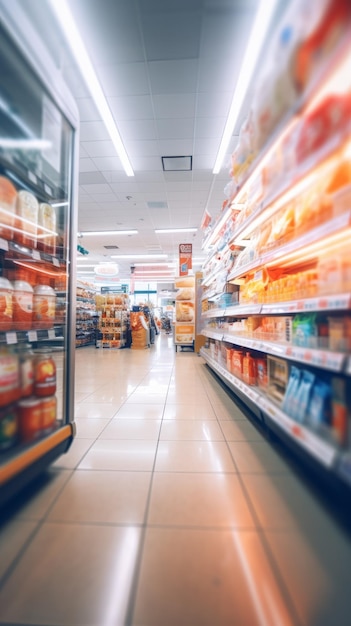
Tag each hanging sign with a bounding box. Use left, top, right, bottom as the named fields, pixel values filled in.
left=179, top=243, right=192, bottom=276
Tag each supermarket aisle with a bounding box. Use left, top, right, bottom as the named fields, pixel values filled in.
left=0, top=333, right=350, bottom=626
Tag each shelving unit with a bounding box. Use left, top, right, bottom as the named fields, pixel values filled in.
left=95, top=293, right=130, bottom=349
left=76, top=282, right=97, bottom=348
left=200, top=8, right=351, bottom=491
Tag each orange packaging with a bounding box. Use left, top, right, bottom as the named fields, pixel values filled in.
left=0, top=176, right=17, bottom=240
left=231, top=349, right=244, bottom=379
left=34, top=351, right=56, bottom=397
left=33, top=284, right=56, bottom=329
left=0, top=277, right=13, bottom=331
left=242, top=352, right=256, bottom=386
left=13, top=280, right=33, bottom=329
left=15, top=190, right=39, bottom=248
left=41, top=395, right=57, bottom=432
left=38, top=203, right=57, bottom=255
left=18, top=397, right=42, bottom=442
left=0, top=348, right=20, bottom=407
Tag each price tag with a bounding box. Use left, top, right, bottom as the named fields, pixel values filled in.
left=32, top=250, right=41, bottom=260
left=48, top=329, right=56, bottom=339
left=0, top=238, right=9, bottom=251
left=27, top=330, right=38, bottom=342
left=53, top=258, right=60, bottom=267
left=44, top=184, right=52, bottom=196
left=6, top=332, right=17, bottom=345
left=28, top=171, right=37, bottom=185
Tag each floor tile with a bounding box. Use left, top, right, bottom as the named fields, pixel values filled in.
left=227, top=440, right=292, bottom=474
left=75, top=417, right=110, bottom=438
left=265, top=528, right=351, bottom=626
left=114, top=403, right=165, bottom=420
left=148, top=472, right=255, bottom=528
left=48, top=470, right=151, bottom=524
left=0, top=523, right=141, bottom=626
left=51, top=439, right=95, bottom=470
left=242, top=473, right=338, bottom=531
left=0, top=520, right=37, bottom=580
left=5, top=469, right=72, bottom=522
left=155, top=440, right=236, bottom=473
left=100, top=419, right=162, bottom=440
left=131, top=527, right=295, bottom=626
left=163, top=403, right=217, bottom=420
left=159, top=419, right=224, bottom=441
left=74, top=403, right=120, bottom=419
left=78, top=439, right=158, bottom=471
left=219, top=418, right=264, bottom=441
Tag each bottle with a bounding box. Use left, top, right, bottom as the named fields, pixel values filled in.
left=17, top=397, right=42, bottom=442
left=33, top=349, right=56, bottom=397
left=15, top=190, right=39, bottom=248
left=33, top=284, right=56, bottom=329
left=0, top=277, right=13, bottom=331
left=13, top=280, right=34, bottom=330
left=0, top=347, right=20, bottom=407
left=16, top=343, right=34, bottom=398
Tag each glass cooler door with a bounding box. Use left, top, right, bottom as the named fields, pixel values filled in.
left=0, top=12, right=79, bottom=500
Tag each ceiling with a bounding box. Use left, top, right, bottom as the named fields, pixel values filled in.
left=18, top=0, right=279, bottom=285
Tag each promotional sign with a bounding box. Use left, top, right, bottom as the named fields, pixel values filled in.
left=174, top=275, right=195, bottom=346
left=178, top=243, right=192, bottom=276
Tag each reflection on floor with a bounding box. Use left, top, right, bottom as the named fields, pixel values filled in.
left=0, top=333, right=350, bottom=626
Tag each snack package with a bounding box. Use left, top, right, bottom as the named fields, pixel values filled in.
left=307, top=379, right=332, bottom=430
left=282, top=366, right=301, bottom=417
left=292, top=369, right=315, bottom=422
left=292, top=314, right=318, bottom=348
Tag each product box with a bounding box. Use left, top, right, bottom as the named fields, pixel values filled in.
left=267, top=356, right=289, bottom=404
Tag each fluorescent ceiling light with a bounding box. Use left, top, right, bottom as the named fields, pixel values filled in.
left=0, top=138, right=52, bottom=150
left=134, top=270, right=174, bottom=274
left=80, top=230, right=138, bottom=236
left=48, top=0, right=134, bottom=177
left=212, top=0, right=278, bottom=174
left=111, top=254, right=167, bottom=259
left=155, top=228, right=197, bottom=234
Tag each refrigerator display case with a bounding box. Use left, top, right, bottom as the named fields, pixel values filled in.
left=0, top=2, right=79, bottom=505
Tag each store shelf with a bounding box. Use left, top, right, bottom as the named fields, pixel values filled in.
left=221, top=332, right=346, bottom=373
left=0, top=325, right=64, bottom=346
left=228, top=210, right=351, bottom=282
left=0, top=237, right=63, bottom=267
left=200, top=348, right=337, bottom=468
left=203, top=294, right=351, bottom=318
left=201, top=328, right=224, bottom=341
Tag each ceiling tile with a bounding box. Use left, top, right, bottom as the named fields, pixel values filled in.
left=79, top=158, right=98, bottom=173
left=82, top=140, right=116, bottom=158
left=158, top=139, right=193, bottom=156
left=142, top=11, right=201, bottom=61
left=79, top=171, right=107, bottom=185
left=148, top=59, right=198, bottom=94
left=92, top=156, right=124, bottom=171
left=108, top=95, right=154, bottom=120
left=118, top=119, right=157, bottom=142
left=81, top=183, right=113, bottom=194
left=80, top=121, right=110, bottom=141
left=75, top=98, right=100, bottom=121
left=98, top=62, right=150, bottom=97
left=156, top=118, right=194, bottom=140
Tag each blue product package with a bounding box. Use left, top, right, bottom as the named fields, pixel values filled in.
left=293, top=370, right=315, bottom=423
left=282, top=366, right=301, bottom=417
left=307, top=380, right=332, bottom=430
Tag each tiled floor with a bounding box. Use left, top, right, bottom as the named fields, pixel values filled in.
left=1, top=333, right=351, bottom=625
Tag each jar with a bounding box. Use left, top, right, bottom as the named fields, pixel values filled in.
left=0, top=404, right=18, bottom=450
left=13, top=280, right=33, bottom=330
left=34, top=350, right=56, bottom=397
left=0, top=347, right=20, bottom=407
left=0, top=176, right=17, bottom=240
left=41, top=395, right=57, bottom=433
left=0, top=277, right=13, bottom=331
left=15, top=190, right=39, bottom=248
left=38, top=203, right=56, bottom=255
left=16, top=343, right=34, bottom=397
left=17, top=397, right=42, bottom=442
left=33, top=284, right=56, bottom=329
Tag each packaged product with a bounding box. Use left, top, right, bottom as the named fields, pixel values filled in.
left=231, top=349, right=244, bottom=379
left=331, top=377, right=349, bottom=447
left=292, top=314, right=318, bottom=348
left=175, top=301, right=194, bottom=322
left=38, top=203, right=57, bottom=255
left=33, top=284, right=56, bottom=329
left=0, top=175, right=17, bottom=240
left=0, top=347, right=20, bottom=407
left=267, top=356, right=289, bottom=403
left=17, top=397, right=42, bottom=442
left=15, top=190, right=39, bottom=248
left=242, top=352, right=256, bottom=386
left=175, top=288, right=194, bottom=301
left=282, top=366, right=301, bottom=416
left=318, top=246, right=351, bottom=295
left=293, top=0, right=351, bottom=91
left=0, top=277, right=13, bottom=331
left=34, top=350, right=56, bottom=397
left=13, top=280, right=34, bottom=329
left=41, top=395, right=57, bottom=433
left=256, top=357, right=268, bottom=389
left=328, top=316, right=351, bottom=352
left=0, top=404, right=18, bottom=450
left=16, top=343, right=34, bottom=398
left=292, top=369, right=315, bottom=422
left=306, top=379, right=332, bottom=430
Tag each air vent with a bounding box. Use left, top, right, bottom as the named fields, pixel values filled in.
left=104, top=245, right=119, bottom=249
left=147, top=201, right=168, bottom=209
left=162, top=156, right=192, bottom=171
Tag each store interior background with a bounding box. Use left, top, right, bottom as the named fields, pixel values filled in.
left=19, top=0, right=280, bottom=310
